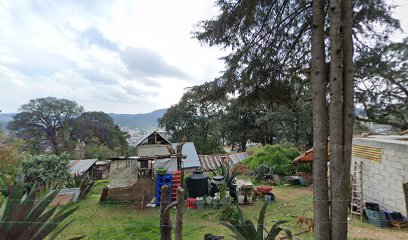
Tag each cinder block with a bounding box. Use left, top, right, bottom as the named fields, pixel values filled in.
left=384, top=166, right=397, bottom=174
left=384, top=149, right=396, bottom=157
left=391, top=162, right=403, bottom=169
left=396, top=151, right=408, bottom=158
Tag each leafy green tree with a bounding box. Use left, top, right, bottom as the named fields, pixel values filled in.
left=22, top=154, right=72, bottom=188
left=7, top=97, right=83, bottom=154
left=220, top=100, right=259, bottom=151
left=193, top=0, right=399, bottom=104
left=69, top=111, right=129, bottom=152
left=194, top=1, right=400, bottom=239
left=355, top=38, right=408, bottom=130
left=159, top=90, right=225, bottom=154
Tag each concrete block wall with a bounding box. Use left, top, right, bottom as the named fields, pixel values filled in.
left=352, top=137, right=408, bottom=216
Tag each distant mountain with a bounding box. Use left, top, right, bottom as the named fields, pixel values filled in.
left=0, top=109, right=167, bottom=131
left=0, top=113, right=15, bottom=131
left=109, top=108, right=168, bottom=129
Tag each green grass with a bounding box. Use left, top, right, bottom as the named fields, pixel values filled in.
left=53, top=182, right=407, bottom=240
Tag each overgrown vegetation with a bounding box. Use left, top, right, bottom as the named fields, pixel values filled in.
left=0, top=145, right=22, bottom=194
left=242, top=144, right=300, bottom=175
left=22, top=154, right=72, bottom=189
left=217, top=183, right=239, bottom=222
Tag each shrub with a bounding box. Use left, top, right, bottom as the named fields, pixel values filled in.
left=242, top=144, right=300, bottom=175
left=217, top=184, right=239, bottom=221
left=85, top=145, right=117, bottom=160
left=22, top=154, right=72, bottom=188
left=0, top=145, right=21, bottom=192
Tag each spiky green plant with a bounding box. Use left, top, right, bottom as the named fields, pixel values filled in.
left=0, top=183, right=84, bottom=240
left=221, top=203, right=292, bottom=240
left=215, top=162, right=240, bottom=189
left=67, top=174, right=95, bottom=200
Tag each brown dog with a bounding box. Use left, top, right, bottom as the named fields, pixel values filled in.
left=295, top=216, right=315, bottom=233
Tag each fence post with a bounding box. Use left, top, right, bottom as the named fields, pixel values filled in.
left=160, top=185, right=172, bottom=240
left=175, top=187, right=184, bottom=240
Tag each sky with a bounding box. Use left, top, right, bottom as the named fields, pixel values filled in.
left=0, top=0, right=407, bottom=114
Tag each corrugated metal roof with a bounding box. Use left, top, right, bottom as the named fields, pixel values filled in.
left=69, top=159, right=97, bottom=175
left=198, top=153, right=249, bottom=171
left=171, top=142, right=201, bottom=169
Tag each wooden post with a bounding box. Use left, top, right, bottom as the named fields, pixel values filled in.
left=160, top=185, right=172, bottom=240
left=175, top=187, right=184, bottom=240
left=403, top=182, right=408, bottom=217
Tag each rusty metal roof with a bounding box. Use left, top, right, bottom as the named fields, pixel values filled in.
left=199, top=152, right=249, bottom=171
left=69, top=159, right=97, bottom=175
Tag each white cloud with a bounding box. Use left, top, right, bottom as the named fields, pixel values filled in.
left=2, top=0, right=405, bottom=114
left=0, top=0, right=225, bottom=113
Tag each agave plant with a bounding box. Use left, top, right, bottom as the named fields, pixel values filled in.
left=254, top=164, right=276, bottom=182
left=0, top=183, right=83, bottom=240
left=221, top=203, right=292, bottom=240
left=214, top=162, right=240, bottom=188
left=67, top=174, right=95, bottom=200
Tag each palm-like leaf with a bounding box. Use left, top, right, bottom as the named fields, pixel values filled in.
left=0, top=183, right=83, bottom=240
left=257, top=203, right=268, bottom=239
left=265, top=221, right=292, bottom=240
left=221, top=203, right=292, bottom=240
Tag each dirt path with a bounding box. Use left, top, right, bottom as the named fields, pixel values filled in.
left=348, top=225, right=408, bottom=240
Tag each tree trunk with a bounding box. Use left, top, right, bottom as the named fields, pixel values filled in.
left=329, top=0, right=346, bottom=239
left=160, top=185, right=172, bottom=240
left=311, top=0, right=331, bottom=239
left=175, top=188, right=184, bottom=240
left=403, top=182, right=408, bottom=216
left=341, top=0, right=354, bottom=238
left=49, top=129, right=59, bottom=155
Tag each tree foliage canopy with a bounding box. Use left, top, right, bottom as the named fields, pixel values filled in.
left=7, top=98, right=129, bottom=156
left=7, top=97, right=83, bottom=154
left=355, top=38, right=408, bottom=129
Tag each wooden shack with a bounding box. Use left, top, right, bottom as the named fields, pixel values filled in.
left=104, top=157, right=156, bottom=203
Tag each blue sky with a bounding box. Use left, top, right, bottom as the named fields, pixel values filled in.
left=0, top=0, right=407, bottom=114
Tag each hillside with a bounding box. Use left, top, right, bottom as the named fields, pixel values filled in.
left=0, top=109, right=167, bottom=131
left=108, top=108, right=167, bottom=129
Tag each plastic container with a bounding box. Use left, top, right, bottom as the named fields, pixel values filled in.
left=365, top=209, right=388, bottom=228
left=365, top=202, right=380, bottom=211
left=213, top=196, right=220, bottom=208
left=237, top=195, right=245, bottom=205
left=206, top=196, right=213, bottom=205
left=186, top=168, right=209, bottom=198
left=196, top=197, right=204, bottom=210
left=187, top=198, right=197, bottom=209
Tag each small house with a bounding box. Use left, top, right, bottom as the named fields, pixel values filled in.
left=104, top=157, right=156, bottom=203
left=69, top=159, right=97, bottom=177
left=294, top=136, right=408, bottom=216
left=352, top=135, right=408, bottom=216
left=135, top=131, right=201, bottom=170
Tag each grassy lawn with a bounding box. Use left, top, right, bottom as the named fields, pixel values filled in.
left=54, top=182, right=408, bottom=240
